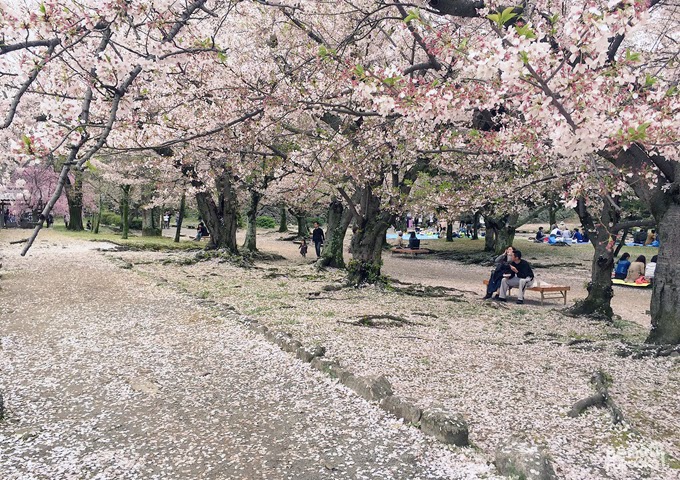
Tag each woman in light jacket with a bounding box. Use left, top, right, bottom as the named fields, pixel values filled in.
left=625, top=255, right=646, bottom=283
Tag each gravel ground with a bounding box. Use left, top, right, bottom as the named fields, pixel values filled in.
left=115, top=227, right=680, bottom=480
left=0, top=229, right=501, bottom=480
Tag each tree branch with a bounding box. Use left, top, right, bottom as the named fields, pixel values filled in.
left=2, top=42, right=58, bottom=129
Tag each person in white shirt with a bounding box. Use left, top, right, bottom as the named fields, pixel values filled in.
left=645, top=255, right=657, bottom=280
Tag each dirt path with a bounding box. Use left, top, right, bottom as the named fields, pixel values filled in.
left=0, top=230, right=495, bottom=479
left=215, top=229, right=651, bottom=327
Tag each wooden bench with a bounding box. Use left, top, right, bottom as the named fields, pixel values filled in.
left=483, top=280, right=570, bottom=305
left=392, top=247, right=432, bottom=257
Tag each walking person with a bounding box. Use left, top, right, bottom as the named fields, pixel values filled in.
left=312, top=222, right=325, bottom=258
left=299, top=238, right=308, bottom=258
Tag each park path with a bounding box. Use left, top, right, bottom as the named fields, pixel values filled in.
left=0, top=231, right=485, bottom=479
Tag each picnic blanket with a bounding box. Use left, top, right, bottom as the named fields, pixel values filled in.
left=612, top=278, right=652, bottom=288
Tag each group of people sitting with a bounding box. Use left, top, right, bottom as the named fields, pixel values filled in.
left=396, top=231, right=421, bottom=249
left=483, top=246, right=535, bottom=304
left=614, top=253, right=657, bottom=284
left=629, top=228, right=660, bottom=247
left=535, top=224, right=588, bottom=245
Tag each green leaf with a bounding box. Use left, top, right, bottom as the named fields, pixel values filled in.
left=84, top=160, right=97, bottom=173
left=39, top=2, right=46, bottom=15
left=500, top=6, right=518, bottom=23
left=217, top=51, right=227, bottom=62
left=515, top=25, right=536, bottom=39
left=382, top=76, right=401, bottom=87
left=625, top=49, right=641, bottom=62
left=403, top=9, right=420, bottom=24
left=353, top=64, right=365, bottom=78
left=488, top=6, right=519, bottom=27
left=519, top=51, right=529, bottom=64
left=644, top=74, right=656, bottom=88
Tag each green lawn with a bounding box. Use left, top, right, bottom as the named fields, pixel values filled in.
left=51, top=225, right=202, bottom=251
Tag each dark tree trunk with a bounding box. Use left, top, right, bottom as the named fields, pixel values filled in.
left=347, top=186, right=393, bottom=285
left=65, top=170, right=84, bottom=231
left=614, top=228, right=629, bottom=257
left=318, top=198, right=351, bottom=268
left=93, top=194, right=102, bottom=234
left=195, top=181, right=238, bottom=252
left=446, top=222, right=453, bottom=241
left=243, top=190, right=262, bottom=252
left=548, top=206, right=557, bottom=228
left=174, top=191, right=186, bottom=243
left=485, top=215, right=516, bottom=254
left=485, top=224, right=496, bottom=251
left=607, top=145, right=680, bottom=344
left=121, top=185, right=131, bottom=240
left=494, top=226, right=516, bottom=255
left=142, top=206, right=162, bottom=237
left=647, top=202, right=680, bottom=344
left=472, top=212, right=480, bottom=240
left=295, top=213, right=308, bottom=238
left=278, top=205, right=288, bottom=232
left=567, top=198, right=618, bottom=319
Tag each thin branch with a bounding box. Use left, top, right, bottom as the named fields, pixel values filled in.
left=2, top=42, right=58, bottom=128
left=337, top=186, right=362, bottom=222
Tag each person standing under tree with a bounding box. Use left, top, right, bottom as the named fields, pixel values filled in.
left=312, top=222, right=325, bottom=258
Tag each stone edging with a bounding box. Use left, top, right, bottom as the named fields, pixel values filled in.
left=238, top=315, right=470, bottom=447
left=238, top=314, right=559, bottom=479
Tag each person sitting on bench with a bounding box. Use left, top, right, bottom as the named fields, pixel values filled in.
left=193, top=221, right=209, bottom=241
left=483, top=246, right=515, bottom=299
left=408, top=231, right=420, bottom=249
left=497, top=249, right=534, bottom=304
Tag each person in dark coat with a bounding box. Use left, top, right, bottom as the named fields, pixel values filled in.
left=483, top=246, right=515, bottom=299
left=312, top=222, right=325, bottom=258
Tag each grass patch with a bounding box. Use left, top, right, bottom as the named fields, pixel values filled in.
left=51, top=225, right=201, bottom=251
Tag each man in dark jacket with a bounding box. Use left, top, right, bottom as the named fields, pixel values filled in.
left=497, top=249, right=534, bottom=304
left=312, top=222, right=325, bottom=258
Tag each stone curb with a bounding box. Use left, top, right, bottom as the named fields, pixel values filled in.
left=495, top=439, right=558, bottom=480
left=237, top=314, right=472, bottom=448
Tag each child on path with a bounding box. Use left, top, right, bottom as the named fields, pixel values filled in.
left=299, top=239, right=308, bottom=258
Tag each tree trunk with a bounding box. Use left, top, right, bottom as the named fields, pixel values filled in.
left=485, top=215, right=515, bottom=254
left=647, top=202, right=680, bottom=344
left=121, top=185, right=131, bottom=240
left=243, top=190, right=262, bottom=252
left=318, top=198, right=351, bottom=268
left=174, top=191, right=186, bottom=243
left=195, top=169, right=238, bottom=252
left=614, top=228, right=628, bottom=257
left=295, top=213, right=308, bottom=238
left=548, top=206, right=557, bottom=228
left=65, top=170, right=84, bottom=231
left=142, top=206, right=162, bottom=237
left=93, top=194, right=103, bottom=234
left=472, top=212, right=480, bottom=240
left=485, top=225, right=496, bottom=251
left=607, top=145, right=680, bottom=343
left=446, top=222, right=453, bottom=242
left=278, top=205, right=288, bottom=232
left=567, top=198, right=622, bottom=319
left=494, top=226, right=516, bottom=255
left=347, top=186, right=392, bottom=285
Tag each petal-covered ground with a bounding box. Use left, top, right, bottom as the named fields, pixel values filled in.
left=0, top=230, right=500, bottom=479
left=118, top=229, right=677, bottom=480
